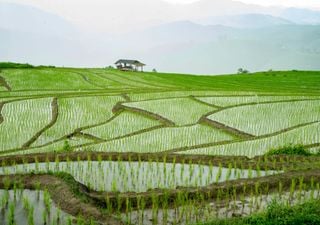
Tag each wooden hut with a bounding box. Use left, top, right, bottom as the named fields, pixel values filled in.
left=115, top=59, right=146, bottom=72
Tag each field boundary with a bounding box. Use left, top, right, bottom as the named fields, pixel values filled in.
left=0, top=158, right=319, bottom=213
left=0, top=75, right=12, bottom=91
left=22, top=98, right=59, bottom=148
left=0, top=102, right=3, bottom=124
left=113, top=102, right=176, bottom=126
left=166, top=121, right=320, bottom=154
left=200, top=117, right=255, bottom=139
left=203, top=98, right=320, bottom=119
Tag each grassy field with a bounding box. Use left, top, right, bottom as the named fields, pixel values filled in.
left=0, top=66, right=319, bottom=225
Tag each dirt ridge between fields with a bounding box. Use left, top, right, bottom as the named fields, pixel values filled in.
left=0, top=174, right=123, bottom=225
left=113, top=102, right=176, bottom=126
left=1, top=152, right=320, bottom=170
left=1, top=167, right=319, bottom=214
left=169, top=120, right=320, bottom=154
left=200, top=118, right=255, bottom=139
left=0, top=102, right=4, bottom=124
left=202, top=98, right=320, bottom=119
left=22, top=97, right=59, bottom=148
left=0, top=75, right=12, bottom=91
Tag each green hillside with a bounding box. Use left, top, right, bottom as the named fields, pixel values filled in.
left=0, top=66, right=320, bottom=225
left=0, top=67, right=319, bottom=156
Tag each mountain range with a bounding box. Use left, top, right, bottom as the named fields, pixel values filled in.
left=1, top=1, right=320, bottom=74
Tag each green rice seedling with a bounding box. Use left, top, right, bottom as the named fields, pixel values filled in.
left=1, top=191, right=9, bottom=210
left=55, top=156, right=60, bottom=170
left=34, top=181, right=41, bottom=200
left=140, top=197, right=146, bottom=224
left=4, top=177, right=11, bottom=190
left=289, top=178, right=296, bottom=200
left=125, top=197, right=132, bottom=225
left=255, top=182, right=260, bottom=196
left=77, top=215, right=85, bottom=225
left=43, top=189, right=52, bottom=214
left=27, top=205, right=34, bottom=225
left=56, top=206, right=61, bottom=223
left=232, top=186, right=237, bottom=212
left=89, top=218, right=96, bottom=225
left=226, top=163, right=232, bottom=181
left=298, top=177, right=304, bottom=202
left=17, top=181, right=25, bottom=197
left=278, top=181, right=283, bottom=198
left=7, top=202, right=15, bottom=225
left=216, top=163, right=222, bottom=182
left=256, top=164, right=261, bottom=177
left=35, top=157, right=39, bottom=172
left=97, top=154, right=102, bottom=166
left=13, top=183, right=17, bottom=201
left=123, top=97, right=215, bottom=125
left=105, top=195, right=113, bottom=214
left=249, top=190, right=254, bottom=214
left=116, top=193, right=122, bottom=215
left=0, top=98, right=52, bottom=151
left=208, top=100, right=320, bottom=136
left=310, top=177, right=315, bottom=200
left=40, top=210, right=48, bottom=224
left=23, top=196, right=30, bottom=211
left=67, top=217, right=73, bottom=225
left=248, top=165, right=253, bottom=179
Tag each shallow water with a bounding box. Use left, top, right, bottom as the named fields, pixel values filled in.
left=0, top=161, right=278, bottom=192
left=0, top=189, right=73, bottom=225
left=120, top=189, right=320, bottom=225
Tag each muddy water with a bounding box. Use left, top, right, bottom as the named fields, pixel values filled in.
left=0, top=189, right=73, bottom=225
left=0, top=161, right=279, bottom=193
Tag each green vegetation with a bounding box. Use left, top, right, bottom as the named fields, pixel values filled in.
left=184, top=122, right=320, bottom=157
left=0, top=62, right=35, bottom=69
left=0, top=65, right=319, bottom=224
left=265, top=144, right=312, bottom=156
left=123, top=98, right=215, bottom=125
left=0, top=98, right=52, bottom=151
left=207, top=100, right=320, bottom=136
left=201, top=199, right=320, bottom=225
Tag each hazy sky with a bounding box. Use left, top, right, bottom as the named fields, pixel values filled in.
left=235, top=0, right=320, bottom=8
left=165, top=0, right=320, bottom=7
left=2, top=0, right=320, bottom=33
left=2, top=0, right=320, bottom=8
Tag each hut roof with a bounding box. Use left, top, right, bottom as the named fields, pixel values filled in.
left=115, top=59, right=146, bottom=66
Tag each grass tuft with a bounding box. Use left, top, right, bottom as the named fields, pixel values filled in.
left=265, top=144, right=312, bottom=156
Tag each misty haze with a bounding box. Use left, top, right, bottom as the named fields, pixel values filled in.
left=1, top=0, right=320, bottom=74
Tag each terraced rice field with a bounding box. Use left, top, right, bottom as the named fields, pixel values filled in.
left=0, top=67, right=320, bottom=225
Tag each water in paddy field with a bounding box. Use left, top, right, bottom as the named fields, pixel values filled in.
left=0, top=161, right=279, bottom=193
left=120, top=190, right=320, bottom=225
left=0, top=189, right=73, bottom=225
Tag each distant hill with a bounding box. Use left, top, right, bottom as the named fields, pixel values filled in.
left=1, top=2, right=320, bottom=74
left=197, top=14, right=293, bottom=28
left=280, top=8, right=320, bottom=25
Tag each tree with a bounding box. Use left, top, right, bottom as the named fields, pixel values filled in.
left=152, top=68, right=157, bottom=73
left=237, top=68, right=249, bottom=74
